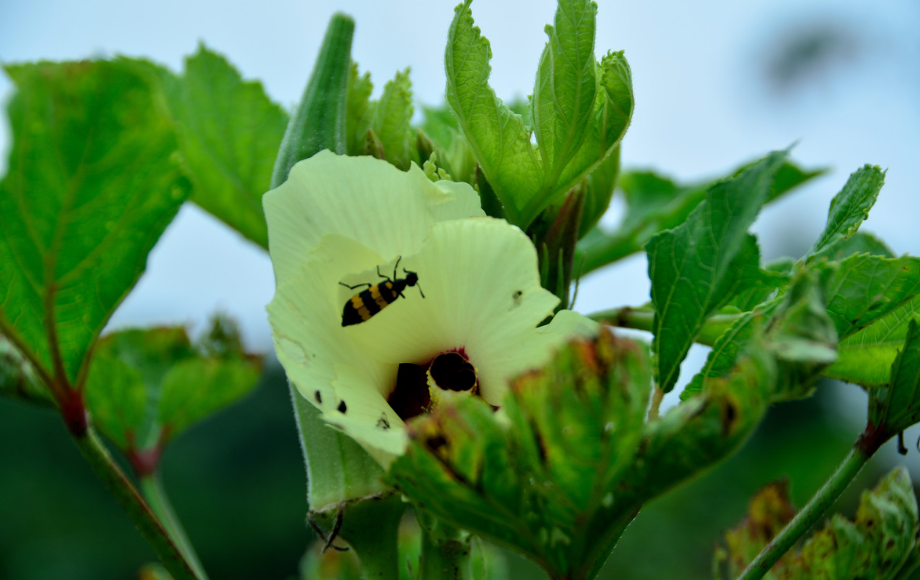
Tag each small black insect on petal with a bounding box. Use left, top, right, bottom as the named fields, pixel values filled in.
left=337, top=400, right=347, bottom=414
left=376, top=413, right=391, bottom=430
left=315, top=390, right=323, bottom=404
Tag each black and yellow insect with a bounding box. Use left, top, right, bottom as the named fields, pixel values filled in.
left=340, top=258, right=424, bottom=327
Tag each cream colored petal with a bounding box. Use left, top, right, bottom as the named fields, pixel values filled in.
left=321, top=389, right=407, bottom=469
left=343, top=218, right=561, bottom=406
left=268, top=234, right=405, bottom=457
left=264, top=151, right=483, bottom=285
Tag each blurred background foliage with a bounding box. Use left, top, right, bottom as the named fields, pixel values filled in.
left=0, top=361, right=306, bottom=580
left=1, top=360, right=912, bottom=580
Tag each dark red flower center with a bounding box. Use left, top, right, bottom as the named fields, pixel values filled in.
left=387, top=350, right=479, bottom=421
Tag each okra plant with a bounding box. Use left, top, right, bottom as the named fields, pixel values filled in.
left=2, top=1, right=919, bottom=579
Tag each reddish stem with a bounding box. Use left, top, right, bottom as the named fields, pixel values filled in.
left=60, top=387, right=87, bottom=436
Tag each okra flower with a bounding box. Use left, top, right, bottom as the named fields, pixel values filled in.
left=265, top=151, right=590, bottom=467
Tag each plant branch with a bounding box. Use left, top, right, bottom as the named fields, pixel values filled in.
left=591, top=306, right=742, bottom=347
left=72, top=427, right=202, bottom=580
left=735, top=430, right=885, bottom=580
left=647, top=386, right=664, bottom=422
left=139, top=473, right=209, bottom=580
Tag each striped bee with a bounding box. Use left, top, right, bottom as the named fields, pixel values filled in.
left=340, top=258, right=424, bottom=326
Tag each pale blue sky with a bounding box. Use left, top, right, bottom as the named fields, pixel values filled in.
left=2, top=0, right=918, bottom=399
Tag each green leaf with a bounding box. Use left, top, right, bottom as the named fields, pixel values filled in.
left=869, top=320, right=920, bottom=435
left=721, top=268, right=789, bottom=314
left=445, top=1, right=633, bottom=229
left=717, top=467, right=920, bottom=580
left=157, top=357, right=260, bottom=442
left=577, top=159, right=824, bottom=275
left=151, top=46, right=288, bottom=250
left=86, top=327, right=193, bottom=450
left=368, top=69, right=416, bottom=170
left=0, top=60, right=190, bottom=389
left=690, top=253, right=920, bottom=395
left=388, top=331, right=650, bottom=580
left=813, top=231, right=894, bottom=262
left=532, top=0, right=598, bottom=185
left=827, top=295, right=920, bottom=388
left=390, top=330, right=772, bottom=580
left=619, top=170, right=694, bottom=231
left=766, top=269, right=838, bottom=367
left=681, top=309, right=765, bottom=401
left=445, top=0, right=542, bottom=226
left=764, top=267, right=839, bottom=400
left=629, top=347, right=773, bottom=498
left=716, top=480, right=796, bottom=576
left=579, top=144, right=620, bottom=238
left=807, top=165, right=885, bottom=259
left=535, top=50, right=632, bottom=223
left=85, top=317, right=261, bottom=471
left=684, top=265, right=838, bottom=401
left=648, top=151, right=787, bottom=392
left=768, top=159, right=828, bottom=202
left=823, top=254, right=920, bottom=339
left=158, top=315, right=261, bottom=443
left=85, top=352, right=148, bottom=450
left=345, top=62, right=373, bottom=156
left=618, top=348, right=773, bottom=576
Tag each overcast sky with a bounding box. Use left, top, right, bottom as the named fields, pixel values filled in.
left=2, top=0, right=919, bottom=399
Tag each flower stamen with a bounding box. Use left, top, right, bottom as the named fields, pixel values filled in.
left=429, top=352, right=478, bottom=393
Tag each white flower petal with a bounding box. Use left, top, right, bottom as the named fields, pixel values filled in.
left=320, top=410, right=407, bottom=469
left=264, top=151, right=483, bottom=285
left=265, top=154, right=597, bottom=467
left=269, top=232, right=410, bottom=462
left=343, top=218, right=562, bottom=404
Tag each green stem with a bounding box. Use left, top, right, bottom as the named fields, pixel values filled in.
left=140, top=473, right=209, bottom=580
left=293, top=392, right=401, bottom=579
left=647, top=386, right=664, bottom=422
left=72, top=428, right=200, bottom=580
left=353, top=525, right=400, bottom=580
left=335, top=494, right=405, bottom=580
left=291, top=388, right=388, bottom=509
left=590, top=306, right=741, bottom=347
left=736, top=441, right=876, bottom=580
left=417, top=510, right=472, bottom=580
